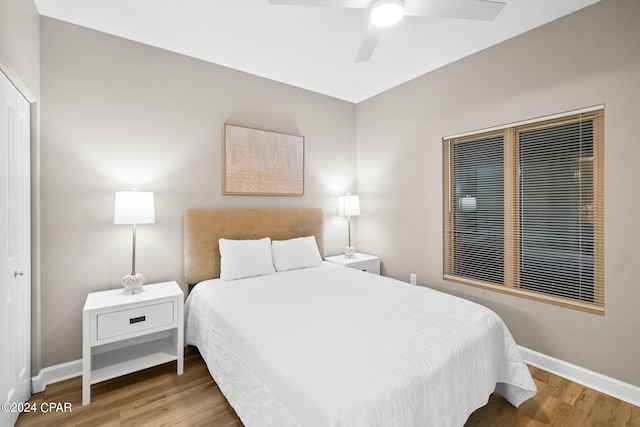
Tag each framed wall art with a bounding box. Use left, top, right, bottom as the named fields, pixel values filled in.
left=223, top=123, right=304, bottom=196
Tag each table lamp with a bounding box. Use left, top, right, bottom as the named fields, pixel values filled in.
left=338, top=193, right=360, bottom=258
left=114, top=190, right=155, bottom=293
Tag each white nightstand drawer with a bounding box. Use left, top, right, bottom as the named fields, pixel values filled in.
left=325, top=253, right=381, bottom=275
left=347, top=260, right=380, bottom=274
left=96, top=301, right=175, bottom=341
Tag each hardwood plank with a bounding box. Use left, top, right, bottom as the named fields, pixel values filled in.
left=17, top=346, right=638, bottom=426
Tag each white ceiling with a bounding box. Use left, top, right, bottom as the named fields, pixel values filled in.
left=34, top=0, right=600, bottom=103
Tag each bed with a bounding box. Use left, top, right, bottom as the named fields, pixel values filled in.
left=183, top=208, right=536, bottom=426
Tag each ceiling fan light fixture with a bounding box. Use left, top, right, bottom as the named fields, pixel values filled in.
left=370, top=0, right=404, bottom=27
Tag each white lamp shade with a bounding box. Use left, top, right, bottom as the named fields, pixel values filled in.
left=114, top=191, right=155, bottom=225
left=338, top=194, right=360, bottom=217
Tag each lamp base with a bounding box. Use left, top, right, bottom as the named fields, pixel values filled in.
left=122, top=273, right=145, bottom=294
left=344, top=246, right=356, bottom=258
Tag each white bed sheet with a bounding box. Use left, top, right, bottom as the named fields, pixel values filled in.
left=185, top=263, right=536, bottom=427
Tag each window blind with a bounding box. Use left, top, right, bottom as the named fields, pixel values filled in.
left=443, top=108, right=604, bottom=313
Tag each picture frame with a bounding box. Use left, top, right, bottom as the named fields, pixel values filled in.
left=223, top=123, right=304, bottom=196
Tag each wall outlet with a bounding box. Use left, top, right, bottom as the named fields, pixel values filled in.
left=410, top=273, right=417, bottom=285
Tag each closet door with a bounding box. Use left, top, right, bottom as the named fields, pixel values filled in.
left=0, top=71, right=31, bottom=427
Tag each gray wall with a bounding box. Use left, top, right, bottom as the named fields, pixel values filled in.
left=0, top=0, right=40, bottom=95
left=355, top=0, right=640, bottom=386
left=40, top=17, right=356, bottom=368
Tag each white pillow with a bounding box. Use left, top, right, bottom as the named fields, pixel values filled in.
left=219, top=237, right=276, bottom=281
left=272, top=236, right=323, bottom=272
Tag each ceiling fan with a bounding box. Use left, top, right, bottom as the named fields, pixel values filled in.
left=269, top=0, right=506, bottom=62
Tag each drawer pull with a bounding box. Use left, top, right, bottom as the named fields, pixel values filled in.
left=129, top=316, right=146, bottom=324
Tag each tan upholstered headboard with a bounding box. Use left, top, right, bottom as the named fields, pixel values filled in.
left=184, top=208, right=324, bottom=285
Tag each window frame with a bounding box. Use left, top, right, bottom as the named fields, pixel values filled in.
left=443, top=106, right=605, bottom=314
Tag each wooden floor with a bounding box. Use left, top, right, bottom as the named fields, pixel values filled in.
left=17, top=346, right=639, bottom=427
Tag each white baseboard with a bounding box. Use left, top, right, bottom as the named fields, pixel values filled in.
left=31, top=359, right=82, bottom=393
left=31, top=348, right=640, bottom=408
left=519, top=346, right=640, bottom=407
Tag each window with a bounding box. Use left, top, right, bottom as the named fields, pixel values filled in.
left=443, top=107, right=604, bottom=313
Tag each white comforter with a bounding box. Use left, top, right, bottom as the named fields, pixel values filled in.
left=185, top=263, right=536, bottom=427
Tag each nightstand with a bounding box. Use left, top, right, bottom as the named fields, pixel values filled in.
left=325, top=253, right=380, bottom=275
left=82, top=281, right=184, bottom=405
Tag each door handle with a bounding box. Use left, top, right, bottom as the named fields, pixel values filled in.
left=14, top=270, right=24, bottom=277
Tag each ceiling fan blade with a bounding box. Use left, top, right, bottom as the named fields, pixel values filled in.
left=355, top=23, right=385, bottom=63
left=269, top=0, right=369, bottom=8
left=404, top=0, right=506, bottom=21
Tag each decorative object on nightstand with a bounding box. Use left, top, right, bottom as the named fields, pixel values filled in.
left=82, top=281, right=184, bottom=405
left=114, top=190, right=155, bottom=293
left=338, top=193, right=360, bottom=258
left=326, top=252, right=380, bottom=275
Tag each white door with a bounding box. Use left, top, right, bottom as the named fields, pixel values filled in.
left=0, top=70, right=31, bottom=427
